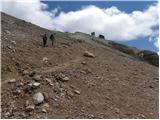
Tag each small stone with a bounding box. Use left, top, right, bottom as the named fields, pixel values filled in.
left=83, top=51, right=95, bottom=58
left=81, top=61, right=86, bottom=65
left=96, top=76, right=101, bottom=80
left=70, top=85, right=76, bottom=89
left=27, top=82, right=40, bottom=88
left=149, top=112, right=154, bottom=115
left=5, top=30, right=11, bottom=35
left=42, top=108, right=47, bottom=113
left=16, top=82, right=24, bottom=87
left=22, top=70, right=29, bottom=76
left=62, top=76, right=69, bottom=82
left=138, top=113, right=146, bottom=118
left=88, top=114, right=94, bottom=118
left=33, top=92, right=44, bottom=105
left=43, top=92, right=49, bottom=102
left=121, top=83, right=126, bottom=86
left=15, top=89, right=21, bottom=94
left=29, top=71, right=36, bottom=77
left=149, top=84, right=154, bottom=88
left=42, top=57, right=48, bottom=63
left=21, top=112, right=27, bottom=118
left=5, top=112, right=10, bottom=117
left=56, top=73, right=70, bottom=82
left=115, top=108, right=120, bottom=114
left=25, top=100, right=30, bottom=107
left=32, top=82, right=41, bottom=87
left=74, top=90, right=81, bottom=95
left=8, top=79, right=16, bottom=83
left=33, top=74, right=42, bottom=81
left=26, top=105, right=35, bottom=111
left=42, top=103, right=50, bottom=108
left=7, top=45, right=13, bottom=49
left=23, top=85, right=33, bottom=93
left=45, top=78, right=52, bottom=82
left=11, top=40, right=16, bottom=45
left=67, top=90, right=74, bottom=98
left=82, top=68, right=92, bottom=74
left=105, top=96, right=111, bottom=101
left=80, top=70, right=87, bottom=74
left=45, top=78, right=53, bottom=86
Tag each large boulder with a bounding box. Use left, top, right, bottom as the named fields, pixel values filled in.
left=83, top=51, right=95, bottom=58
left=137, top=50, right=159, bottom=67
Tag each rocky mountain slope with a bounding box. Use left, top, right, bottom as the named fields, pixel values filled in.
left=70, top=32, right=159, bottom=67
left=1, top=12, right=159, bottom=119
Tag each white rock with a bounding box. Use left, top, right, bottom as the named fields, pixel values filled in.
left=5, top=112, right=10, bottom=117
left=33, top=92, right=44, bottom=105
left=7, top=45, right=13, bottom=49
left=22, top=70, right=29, bottom=75
left=45, top=78, right=52, bottom=82
left=26, top=105, right=35, bottom=111
left=15, top=89, right=21, bottom=94
left=62, top=76, right=69, bottom=81
left=8, top=79, right=16, bottom=83
left=42, top=108, right=47, bottom=113
left=74, top=90, right=81, bottom=95
left=42, top=57, right=48, bottom=62
left=83, top=51, right=95, bottom=58
left=33, top=74, right=42, bottom=81
left=32, top=82, right=41, bottom=87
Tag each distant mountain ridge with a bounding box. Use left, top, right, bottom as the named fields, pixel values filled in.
left=70, top=31, right=159, bottom=67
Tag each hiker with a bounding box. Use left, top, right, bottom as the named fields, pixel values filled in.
left=42, top=34, right=47, bottom=47
left=49, top=34, right=55, bottom=46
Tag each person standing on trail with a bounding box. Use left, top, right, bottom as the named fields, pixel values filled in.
left=49, top=34, right=55, bottom=46
left=42, top=34, right=47, bottom=47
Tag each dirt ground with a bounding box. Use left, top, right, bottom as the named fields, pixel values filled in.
left=1, top=12, right=159, bottom=119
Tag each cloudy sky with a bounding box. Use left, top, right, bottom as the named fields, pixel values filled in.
left=1, top=0, right=159, bottom=52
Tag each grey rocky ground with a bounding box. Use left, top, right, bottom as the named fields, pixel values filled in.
left=1, top=12, right=159, bottom=119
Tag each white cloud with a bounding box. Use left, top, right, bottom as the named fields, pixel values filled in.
left=0, top=0, right=159, bottom=49
left=149, top=30, right=159, bottom=49
left=1, top=0, right=55, bottom=29
left=53, top=4, right=158, bottom=42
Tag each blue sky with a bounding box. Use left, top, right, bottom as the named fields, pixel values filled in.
left=1, top=0, right=159, bottom=52
left=43, top=1, right=154, bottom=13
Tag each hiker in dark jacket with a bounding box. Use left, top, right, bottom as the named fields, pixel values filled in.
left=42, top=34, right=47, bottom=47
left=49, top=34, right=55, bottom=46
